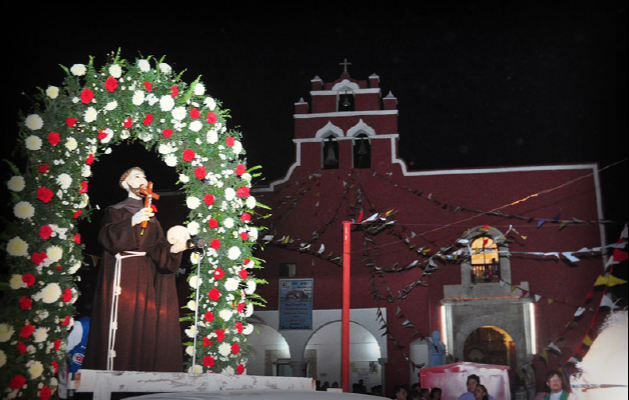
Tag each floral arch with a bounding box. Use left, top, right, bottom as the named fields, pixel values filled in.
left=1, top=52, right=265, bottom=399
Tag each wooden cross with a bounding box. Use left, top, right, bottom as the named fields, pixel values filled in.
left=139, top=182, right=160, bottom=233
left=340, top=58, right=351, bottom=73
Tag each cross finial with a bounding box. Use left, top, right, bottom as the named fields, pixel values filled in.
left=340, top=58, right=351, bottom=74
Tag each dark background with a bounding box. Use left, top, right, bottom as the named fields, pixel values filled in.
left=4, top=3, right=627, bottom=245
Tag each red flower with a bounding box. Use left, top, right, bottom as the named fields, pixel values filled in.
left=213, top=268, right=224, bottom=280
left=22, top=274, right=36, bottom=287
left=207, top=112, right=218, bottom=124
left=239, top=269, right=248, bottom=280
left=19, top=296, right=32, bottom=310
left=73, top=234, right=81, bottom=244
left=234, top=164, right=246, bottom=176
left=39, top=225, right=53, bottom=240
left=210, top=239, right=220, bottom=249
left=235, top=321, right=243, bottom=333
left=236, top=364, right=245, bottom=375
left=143, top=114, right=153, bottom=125
left=225, top=136, right=235, bottom=147
left=32, top=252, right=48, bottom=265
left=203, top=194, right=215, bottom=205
left=41, top=384, right=52, bottom=400
left=240, top=232, right=249, bottom=241
left=231, top=343, right=240, bottom=355
left=190, top=108, right=200, bottom=119
left=202, top=356, right=215, bottom=367
left=236, top=186, right=250, bottom=197
left=54, top=339, right=61, bottom=351
left=80, top=88, right=94, bottom=104
left=17, top=341, right=27, bottom=354
left=162, top=128, right=173, bottom=138
left=204, top=311, right=215, bottom=322
left=20, top=323, right=35, bottom=338
left=74, top=209, right=82, bottom=219
left=38, top=164, right=50, bottom=173
left=208, top=288, right=221, bottom=301
left=183, top=149, right=195, bottom=162
left=48, top=132, right=60, bottom=146
left=37, top=187, right=54, bottom=203
left=216, top=329, right=225, bottom=342
left=105, top=77, right=118, bottom=92
left=62, top=288, right=73, bottom=302
left=123, top=118, right=133, bottom=129
left=236, top=302, right=245, bottom=313
left=86, top=153, right=94, bottom=165
left=195, top=166, right=206, bottom=180
left=240, top=212, right=251, bottom=222
left=171, top=86, right=179, bottom=97
left=50, top=360, right=59, bottom=374
left=144, top=81, right=153, bottom=92
left=203, top=337, right=213, bottom=346
left=9, top=375, right=26, bottom=390
left=208, top=219, right=218, bottom=229
left=97, top=129, right=109, bottom=141
left=61, top=316, right=70, bottom=326
left=79, top=181, right=88, bottom=193
left=66, top=117, right=77, bottom=127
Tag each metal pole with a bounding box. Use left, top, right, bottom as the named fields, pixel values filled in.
left=342, top=221, right=351, bottom=392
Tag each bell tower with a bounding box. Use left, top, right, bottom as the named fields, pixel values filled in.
left=292, top=60, right=399, bottom=174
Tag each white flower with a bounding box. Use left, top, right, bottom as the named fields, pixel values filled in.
left=159, top=63, right=172, bottom=75
left=7, top=176, right=25, bottom=192
left=218, top=342, right=231, bottom=357
left=46, top=86, right=60, bottom=99
left=138, top=59, right=151, bottom=72
left=179, top=174, right=190, bottom=183
left=185, top=326, right=196, bottom=338
left=25, top=135, right=43, bottom=150
left=0, top=349, right=6, bottom=368
left=190, top=252, right=200, bottom=264
left=9, top=274, right=25, bottom=290
left=57, top=173, right=73, bottom=190
left=187, top=300, right=197, bottom=311
left=223, top=218, right=234, bottom=229
left=46, top=246, right=63, bottom=263
left=224, top=277, right=240, bottom=292
left=7, top=237, right=28, bottom=257
left=204, top=97, right=217, bottom=111
left=194, top=83, right=206, bottom=96
left=246, top=196, right=257, bottom=209
left=188, top=365, right=203, bottom=373
left=242, top=324, right=254, bottom=335
left=69, top=261, right=82, bottom=274
left=0, top=323, right=15, bottom=342
left=187, top=222, right=200, bottom=236
left=172, top=106, right=186, bottom=120
left=206, top=130, right=218, bottom=144
left=245, top=280, right=257, bottom=295
left=185, top=346, right=195, bottom=357
left=160, top=95, right=175, bottom=112
left=158, top=143, right=175, bottom=154
left=189, top=120, right=203, bottom=132
left=84, top=107, right=98, bottom=123
left=245, top=303, right=254, bottom=317
left=105, top=100, right=118, bottom=111
left=227, top=246, right=241, bottom=261
left=65, top=137, right=78, bottom=151
left=186, top=196, right=201, bottom=209
left=188, top=275, right=201, bottom=289
left=224, top=188, right=236, bottom=201
left=37, top=283, right=62, bottom=304
left=32, top=327, right=49, bottom=343
left=14, top=201, right=35, bottom=219
left=27, top=360, right=44, bottom=380
left=70, top=64, right=87, bottom=76
left=164, top=154, right=178, bottom=167
left=82, top=165, right=92, bottom=178
left=109, top=64, right=122, bottom=78
left=232, top=140, right=243, bottom=154
left=222, top=366, right=235, bottom=375
left=132, top=90, right=145, bottom=105
left=219, top=309, right=233, bottom=321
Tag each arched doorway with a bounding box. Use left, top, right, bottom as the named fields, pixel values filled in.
left=243, top=323, right=291, bottom=376
left=305, top=321, right=382, bottom=392
left=463, top=326, right=516, bottom=372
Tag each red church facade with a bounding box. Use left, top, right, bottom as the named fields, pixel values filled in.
left=247, top=66, right=610, bottom=398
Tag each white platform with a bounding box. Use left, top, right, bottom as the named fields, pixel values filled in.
left=74, top=369, right=315, bottom=400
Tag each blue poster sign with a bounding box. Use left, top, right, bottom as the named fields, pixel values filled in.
left=279, top=279, right=313, bottom=330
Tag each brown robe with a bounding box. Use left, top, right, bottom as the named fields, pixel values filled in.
left=83, top=197, right=184, bottom=372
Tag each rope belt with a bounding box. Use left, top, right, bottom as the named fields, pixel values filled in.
left=107, top=251, right=146, bottom=371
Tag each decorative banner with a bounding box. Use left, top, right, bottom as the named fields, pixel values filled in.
left=279, top=279, right=314, bottom=330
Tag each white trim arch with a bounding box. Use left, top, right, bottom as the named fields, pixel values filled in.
left=347, top=119, right=376, bottom=138
left=315, top=121, right=345, bottom=139
left=331, top=79, right=360, bottom=92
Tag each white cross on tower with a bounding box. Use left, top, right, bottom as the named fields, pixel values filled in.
left=340, top=58, right=351, bottom=74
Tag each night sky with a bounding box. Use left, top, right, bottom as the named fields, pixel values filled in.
left=5, top=3, right=627, bottom=242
